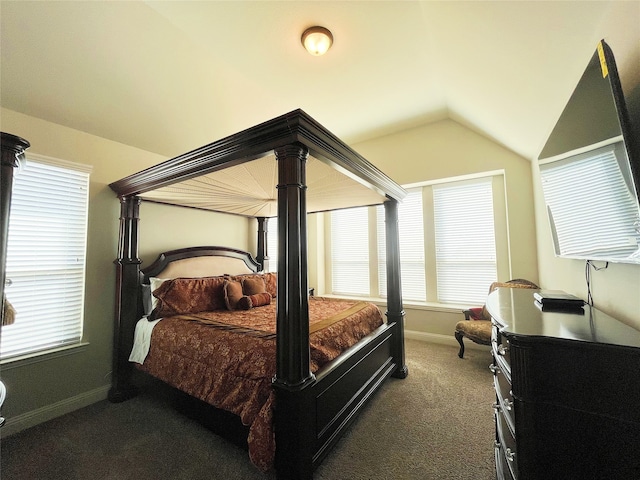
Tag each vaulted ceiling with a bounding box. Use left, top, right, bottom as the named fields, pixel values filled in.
left=0, top=1, right=628, bottom=163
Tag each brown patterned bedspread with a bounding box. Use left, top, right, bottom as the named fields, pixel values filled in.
left=138, top=297, right=384, bottom=471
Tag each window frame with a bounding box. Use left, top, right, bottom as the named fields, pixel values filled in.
left=329, top=206, right=371, bottom=297
left=324, top=172, right=509, bottom=306
left=431, top=177, right=498, bottom=304
left=2, top=153, right=91, bottom=362
left=376, top=189, right=426, bottom=302
left=265, top=216, right=278, bottom=273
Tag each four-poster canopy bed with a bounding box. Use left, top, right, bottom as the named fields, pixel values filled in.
left=108, top=109, right=408, bottom=479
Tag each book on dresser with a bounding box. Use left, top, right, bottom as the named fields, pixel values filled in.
left=532, top=290, right=584, bottom=307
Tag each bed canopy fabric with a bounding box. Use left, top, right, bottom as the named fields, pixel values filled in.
left=110, top=109, right=405, bottom=214
left=136, top=153, right=391, bottom=217
left=108, top=109, right=408, bottom=479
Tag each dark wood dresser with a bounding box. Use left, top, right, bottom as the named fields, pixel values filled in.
left=487, top=287, right=640, bottom=480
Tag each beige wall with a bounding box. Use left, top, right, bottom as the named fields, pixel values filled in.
left=0, top=108, right=248, bottom=432
left=139, top=202, right=248, bottom=266
left=351, top=119, right=538, bottom=339
left=533, top=3, right=640, bottom=329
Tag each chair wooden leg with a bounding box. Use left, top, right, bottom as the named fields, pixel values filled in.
left=455, top=331, right=465, bottom=358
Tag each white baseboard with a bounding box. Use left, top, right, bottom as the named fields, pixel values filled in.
left=405, top=329, right=491, bottom=352
left=1, top=384, right=110, bottom=437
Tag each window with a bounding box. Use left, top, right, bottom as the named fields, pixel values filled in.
left=2, top=155, right=91, bottom=360
left=433, top=178, right=497, bottom=304
left=377, top=190, right=426, bottom=301
left=266, top=216, right=278, bottom=273
left=326, top=175, right=502, bottom=305
left=331, top=207, right=370, bottom=296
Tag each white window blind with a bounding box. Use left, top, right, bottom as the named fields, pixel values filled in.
left=331, top=207, right=369, bottom=296
left=540, top=145, right=640, bottom=259
left=266, top=217, right=278, bottom=273
left=2, top=156, right=90, bottom=360
left=433, top=179, right=497, bottom=304
left=377, top=191, right=426, bottom=301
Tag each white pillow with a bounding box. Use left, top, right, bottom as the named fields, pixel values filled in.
left=148, top=277, right=170, bottom=313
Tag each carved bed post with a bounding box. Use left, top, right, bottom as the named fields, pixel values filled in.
left=384, top=199, right=408, bottom=378
left=108, top=195, right=142, bottom=402
left=256, top=216, right=268, bottom=272
left=273, top=143, right=315, bottom=480
left=273, top=144, right=313, bottom=387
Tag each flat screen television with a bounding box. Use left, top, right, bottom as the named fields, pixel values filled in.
left=538, top=40, right=640, bottom=264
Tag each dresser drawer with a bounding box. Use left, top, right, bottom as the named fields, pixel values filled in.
left=495, top=410, right=518, bottom=479
left=491, top=320, right=511, bottom=376
left=493, top=368, right=515, bottom=436
left=495, top=441, right=515, bottom=480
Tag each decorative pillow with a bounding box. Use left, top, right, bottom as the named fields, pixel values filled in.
left=262, top=272, right=277, bottom=298
left=223, top=279, right=244, bottom=310
left=250, top=292, right=272, bottom=307
left=150, top=275, right=226, bottom=320
left=236, top=292, right=272, bottom=310
left=242, top=277, right=266, bottom=296
left=231, top=272, right=277, bottom=298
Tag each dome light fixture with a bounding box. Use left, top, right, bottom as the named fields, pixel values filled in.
left=301, top=26, right=333, bottom=56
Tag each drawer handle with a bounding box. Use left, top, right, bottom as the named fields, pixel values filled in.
left=505, top=448, right=516, bottom=462
left=497, top=344, right=509, bottom=356
left=489, top=364, right=500, bottom=374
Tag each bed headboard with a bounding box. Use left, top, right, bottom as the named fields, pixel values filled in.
left=140, top=246, right=261, bottom=283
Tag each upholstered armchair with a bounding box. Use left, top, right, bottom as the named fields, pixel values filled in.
left=455, top=279, right=538, bottom=358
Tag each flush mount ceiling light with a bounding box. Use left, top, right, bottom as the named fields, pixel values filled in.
left=301, top=26, right=333, bottom=56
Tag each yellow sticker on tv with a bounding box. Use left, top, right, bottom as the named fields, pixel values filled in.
left=597, top=41, right=608, bottom=78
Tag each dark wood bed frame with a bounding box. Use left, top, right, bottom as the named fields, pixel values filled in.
left=107, top=110, right=408, bottom=479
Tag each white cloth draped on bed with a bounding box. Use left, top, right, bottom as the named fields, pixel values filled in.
left=128, top=317, right=161, bottom=364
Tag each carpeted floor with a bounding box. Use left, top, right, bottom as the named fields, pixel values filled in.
left=0, top=340, right=495, bottom=480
